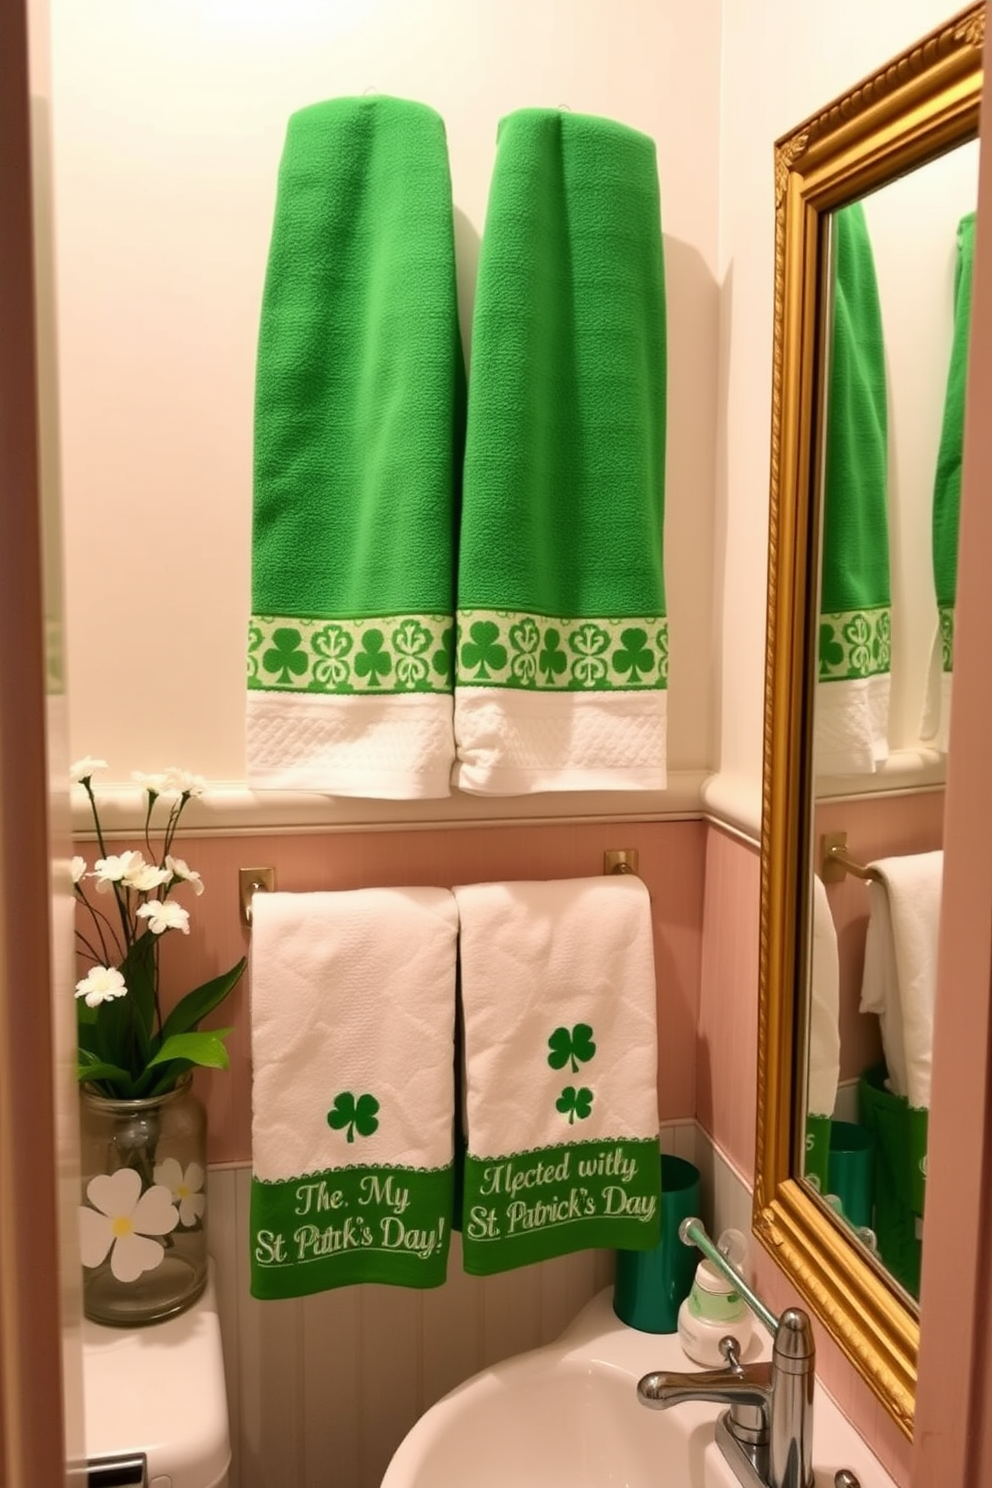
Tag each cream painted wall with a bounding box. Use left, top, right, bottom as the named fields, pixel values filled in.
left=50, top=0, right=720, bottom=796
left=716, top=0, right=974, bottom=826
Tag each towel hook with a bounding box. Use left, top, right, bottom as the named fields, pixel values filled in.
left=604, top=849, right=639, bottom=877
left=240, top=866, right=276, bottom=927
left=820, top=832, right=881, bottom=884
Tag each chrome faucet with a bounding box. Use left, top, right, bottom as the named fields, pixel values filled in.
left=636, top=1218, right=815, bottom=1488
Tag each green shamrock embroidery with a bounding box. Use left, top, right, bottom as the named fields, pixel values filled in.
left=818, top=622, right=844, bottom=676
left=612, top=627, right=655, bottom=684
left=538, top=627, right=567, bottom=685
left=327, top=1092, right=380, bottom=1143
left=547, top=1023, right=597, bottom=1074
left=509, top=617, right=540, bottom=684
left=247, top=623, right=264, bottom=682
left=262, top=627, right=308, bottom=685
left=939, top=608, right=954, bottom=672
left=556, top=1085, right=594, bottom=1125
left=394, top=619, right=433, bottom=688
left=312, top=624, right=353, bottom=688
left=354, top=630, right=392, bottom=687
left=569, top=623, right=610, bottom=687
left=433, top=625, right=455, bottom=685
left=656, top=623, right=669, bottom=685
left=872, top=611, right=891, bottom=671
left=461, top=620, right=507, bottom=680
left=842, top=612, right=873, bottom=676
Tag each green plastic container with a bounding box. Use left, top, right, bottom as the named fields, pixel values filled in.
left=827, top=1120, right=875, bottom=1230
left=613, top=1154, right=701, bottom=1333
left=858, top=1064, right=928, bottom=1299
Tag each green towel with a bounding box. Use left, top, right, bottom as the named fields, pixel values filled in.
left=247, top=96, right=464, bottom=799
left=816, top=201, right=891, bottom=774
left=932, top=210, right=975, bottom=677
left=453, top=108, right=667, bottom=794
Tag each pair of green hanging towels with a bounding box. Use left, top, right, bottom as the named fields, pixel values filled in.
left=816, top=201, right=974, bottom=775
left=246, top=95, right=668, bottom=799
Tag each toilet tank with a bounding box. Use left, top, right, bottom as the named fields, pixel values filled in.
left=83, top=1265, right=230, bottom=1488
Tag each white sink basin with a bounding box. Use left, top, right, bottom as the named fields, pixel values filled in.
left=381, top=1289, right=899, bottom=1488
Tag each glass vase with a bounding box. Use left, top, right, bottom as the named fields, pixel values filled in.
left=78, top=1074, right=208, bottom=1326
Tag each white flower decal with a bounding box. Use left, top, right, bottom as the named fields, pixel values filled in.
left=71, top=855, right=87, bottom=885
left=136, top=899, right=190, bottom=935
left=79, top=1168, right=178, bottom=1282
left=165, top=855, right=205, bottom=896
left=154, top=1158, right=205, bottom=1227
left=75, top=966, right=127, bottom=1008
left=162, top=767, right=206, bottom=797
left=131, top=770, right=170, bottom=795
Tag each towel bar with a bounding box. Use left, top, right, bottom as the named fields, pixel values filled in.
left=239, top=866, right=276, bottom=927
left=820, top=832, right=881, bottom=884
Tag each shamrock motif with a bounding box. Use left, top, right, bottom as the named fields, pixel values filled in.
left=556, top=1086, right=594, bottom=1125
left=327, top=1091, right=380, bottom=1143
left=612, top=627, right=655, bottom=685
left=461, top=620, right=507, bottom=680
left=312, top=624, right=353, bottom=688
left=842, top=612, right=872, bottom=676
left=939, top=608, right=954, bottom=672
left=818, top=622, right=844, bottom=675
left=262, top=627, right=308, bottom=685
left=656, top=624, right=669, bottom=683
left=246, top=622, right=265, bottom=682
left=547, top=1022, right=597, bottom=1074
left=433, top=626, right=455, bottom=685
left=872, top=611, right=891, bottom=671
left=569, top=623, right=610, bottom=687
left=393, top=619, right=433, bottom=688
left=354, top=630, right=392, bottom=688
left=509, top=617, right=541, bottom=684
left=538, top=628, right=567, bottom=685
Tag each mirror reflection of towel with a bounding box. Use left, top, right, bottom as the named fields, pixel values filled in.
left=808, top=875, right=840, bottom=1118
left=859, top=851, right=943, bottom=1108
left=815, top=201, right=891, bottom=777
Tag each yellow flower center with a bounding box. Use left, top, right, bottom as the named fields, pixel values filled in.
left=177, top=1184, right=190, bottom=1199
left=112, top=1215, right=134, bottom=1238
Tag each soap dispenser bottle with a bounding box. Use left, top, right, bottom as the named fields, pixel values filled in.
left=677, top=1227, right=753, bottom=1366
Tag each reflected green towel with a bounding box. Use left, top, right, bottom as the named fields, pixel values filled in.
left=247, top=95, right=464, bottom=797
left=453, top=109, right=667, bottom=793
left=818, top=201, right=891, bottom=684
left=932, top=211, right=976, bottom=675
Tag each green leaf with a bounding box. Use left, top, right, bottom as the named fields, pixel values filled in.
left=159, top=958, right=246, bottom=1044
left=76, top=1058, right=132, bottom=1086
left=145, top=1029, right=232, bottom=1073
left=120, top=934, right=157, bottom=1062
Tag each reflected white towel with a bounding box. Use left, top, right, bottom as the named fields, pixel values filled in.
left=859, top=852, right=943, bottom=1108
left=919, top=625, right=952, bottom=755
left=814, top=675, right=889, bottom=777
left=808, top=875, right=840, bottom=1118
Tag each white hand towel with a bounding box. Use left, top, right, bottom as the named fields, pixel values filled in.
left=453, top=876, right=661, bottom=1274
left=808, top=875, right=841, bottom=1118
left=859, top=852, right=943, bottom=1109
left=249, top=888, right=458, bottom=1298
left=814, top=674, right=890, bottom=777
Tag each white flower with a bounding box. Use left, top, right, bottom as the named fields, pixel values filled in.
left=136, top=899, right=190, bottom=935
left=78, top=1168, right=178, bottom=1282
left=93, top=851, right=142, bottom=891
left=75, top=966, right=127, bottom=1008
left=131, top=770, right=169, bottom=795
left=165, top=855, right=205, bottom=895
left=71, top=855, right=87, bottom=885
left=124, top=859, right=172, bottom=893
left=154, top=1158, right=205, bottom=1227
left=70, top=756, right=107, bottom=783
left=162, top=767, right=206, bottom=798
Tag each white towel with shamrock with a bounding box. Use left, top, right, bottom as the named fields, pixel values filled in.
left=249, top=887, right=457, bottom=1298
left=453, top=875, right=661, bottom=1274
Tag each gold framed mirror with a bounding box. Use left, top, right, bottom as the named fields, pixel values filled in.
left=755, top=3, right=984, bottom=1438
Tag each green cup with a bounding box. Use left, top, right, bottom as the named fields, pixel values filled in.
left=613, top=1154, right=701, bottom=1333
left=827, top=1120, right=875, bottom=1230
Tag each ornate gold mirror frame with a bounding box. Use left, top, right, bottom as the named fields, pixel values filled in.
left=755, top=4, right=984, bottom=1438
